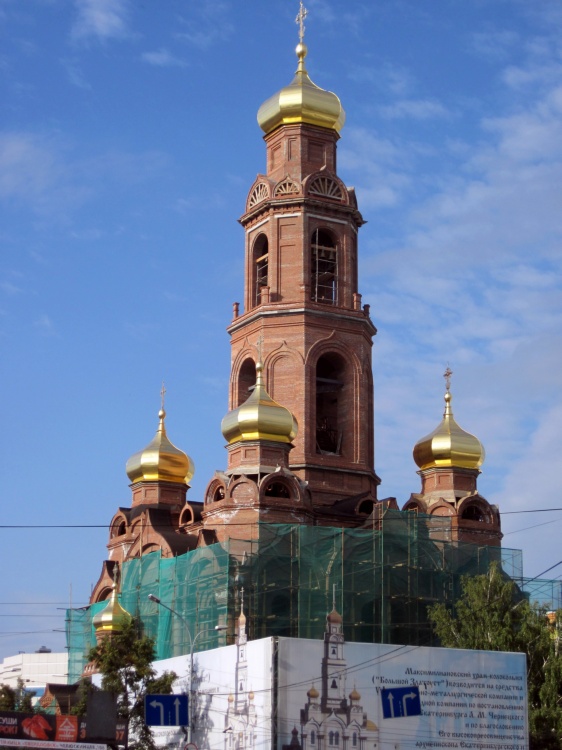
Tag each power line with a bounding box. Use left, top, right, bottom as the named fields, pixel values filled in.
left=0, top=506, right=561, bottom=529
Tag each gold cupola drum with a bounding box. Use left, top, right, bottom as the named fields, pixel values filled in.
left=221, top=362, right=298, bottom=446
left=413, top=370, right=485, bottom=472
left=257, top=6, right=345, bottom=136
left=126, top=407, right=195, bottom=485
left=92, top=586, right=131, bottom=640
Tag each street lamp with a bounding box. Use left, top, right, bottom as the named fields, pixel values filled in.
left=147, top=594, right=227, bottom=744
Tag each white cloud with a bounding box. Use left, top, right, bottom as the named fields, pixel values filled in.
left=0, top=130, right=168, bottom=218
left=174, top=2, right=233, bottom=50
left=378, top=99, right=450, bottom=120
left=0, top=280, right=22, bottom=295
left=350, top=26, right=562, bottom=576
left=0, top=133, right=61, bottom=202
left=71, top=0, right=129, bottom=42
left=34, top=314, right=56, bottom=335
left=141, top=49, right=187, bottom=68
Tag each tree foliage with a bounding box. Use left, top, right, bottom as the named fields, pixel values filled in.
left=0, top=679, right=35, bottom=712
left=87, top=618, right=176, bottom=750
left=428, top=561, right=562, bottom=750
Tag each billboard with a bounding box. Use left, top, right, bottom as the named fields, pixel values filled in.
left=150, top=634, right=527, bottom=750
left=0, top=712, right=126, bottom=747
left=277, top=637, right=528, bottom=750
left=152, top=637, right=274, bottom=750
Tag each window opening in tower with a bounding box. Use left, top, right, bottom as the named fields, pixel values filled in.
left=316, top=354, right=344, bottom=455
left=255, top=252, right=268, bottom=305
left=253, top=235, right=269, bottom=306
left=311, top=229, right=337, bottom=304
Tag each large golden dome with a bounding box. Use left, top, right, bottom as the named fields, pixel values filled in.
left=93, top=587, right=131, bottom=635
left=257, top=43, right=345, bottom=135
left=413, top=386, right=485, bottom=471
left=126, top=408, right=195, bottom=485
left=221, top=363, right=298, bottom=445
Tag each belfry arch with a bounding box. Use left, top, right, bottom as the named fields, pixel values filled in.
left=311, top=228, right=338, bottom=304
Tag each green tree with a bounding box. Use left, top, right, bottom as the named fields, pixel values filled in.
left=429, top=561, right=562, bottom=750
left=0, top=679, right=35, bottom=713
left=87, top=618, right=176, bottom=750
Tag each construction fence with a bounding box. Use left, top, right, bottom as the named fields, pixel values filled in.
left=67, top=513, right=561, bottom=682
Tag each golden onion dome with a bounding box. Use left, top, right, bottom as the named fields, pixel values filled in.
left=93, top=587, right=131, bottom=635
left=349, top=687, right=361, bottom=702
left=126, top=408, right=195, bottom=485
left=413, top=387, right=485, bottom=471
left=307, top=685, right=319, bottom=700
left=327, top=607, right=342, bottom=625
left=257, top=43, right=345, bottom=135
left=221, top=362, right=298, bottom=445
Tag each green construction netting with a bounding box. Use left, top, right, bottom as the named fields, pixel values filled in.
left=67, top=514, right=552, bottom=683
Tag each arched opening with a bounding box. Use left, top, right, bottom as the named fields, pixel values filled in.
left=316, top=353, right=346, bottom=454
left=213, top=485, right=225, bottom=503
left=111, top=517, right=127, bottom=538
left=462, top=505, right=486, bottom=522
left=357, top=499, right=375, bottom=516
left=311, top=229, right=337, bottom=304
left=237, top=358, right=256, bottom=406
left=253, top=234, right=268, bottom=306
left=264, top=481, right=291, bottom=499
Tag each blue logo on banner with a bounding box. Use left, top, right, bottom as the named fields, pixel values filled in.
left=145, top=694, right=189, bottom=726
left=381, top=686, right=421, bottom=719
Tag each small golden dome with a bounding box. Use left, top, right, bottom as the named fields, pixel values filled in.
left=257, top=43, right=345, bottom=135
left=307, top=685, right=319, bottom=700
left=93, top=587, right=131, bottom=634
left=349, top=686, right=361, bottom=701
left=221, top=363, right=298, bottom=445
left=327, top=608, right=342, bottom=624
left=228, top=694, right=234, bottom=703
left=413, top=387, right=485, bottom=471
left=126, top=408, right=195, bottom=485
left=249, top=690, right=255, bottom=701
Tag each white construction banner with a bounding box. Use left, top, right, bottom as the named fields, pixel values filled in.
left=150, top=636, right=527, bottom=750
left=277, top=637, right=528, bottom=750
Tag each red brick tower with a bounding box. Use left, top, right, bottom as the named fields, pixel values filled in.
left=224, top=35, right=379, bottom=519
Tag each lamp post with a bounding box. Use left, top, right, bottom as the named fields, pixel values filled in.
left=147, top=594, right=227, bottom=744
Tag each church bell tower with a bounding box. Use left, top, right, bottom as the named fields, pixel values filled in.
left=224, top=9, right=379, bottom=516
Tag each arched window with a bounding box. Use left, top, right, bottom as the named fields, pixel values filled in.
left=311, top=229, right=337, bottom=304
left=310, top=730, right=316, bottom=745
left=335, top=732, right=340, bottom=746
left=264, top=481, right=291, bottom=499
left=316, top=353, right=345, bottom=454
left=237, top=358, right=256, bottom=406
left=352, top=732, right=358, bottom=747
left=329, top=731, right=335, bottom=746
left=253, top=234, right=269, bottom=306
left=462, top=505, right=486, bottom=522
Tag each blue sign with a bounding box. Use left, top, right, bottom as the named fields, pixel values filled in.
left=145, top=694, right=189, bottom=726
left=381, top=686, right=421, bottom=719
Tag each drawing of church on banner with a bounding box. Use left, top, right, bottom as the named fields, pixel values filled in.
left=286, top=594, right=379, bottom=750
left=224, top=591, right=258, bottom=750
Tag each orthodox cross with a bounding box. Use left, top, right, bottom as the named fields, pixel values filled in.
left=160, top=381, right=166, bottom=409
left=296, top=1, right=308, bottom=43
left=443, top=366, right=453, bottom=391
left=256, top=334, right=264, bottom=363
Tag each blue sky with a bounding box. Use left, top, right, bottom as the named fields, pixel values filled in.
left=1, top=0, right=561, bottom=660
